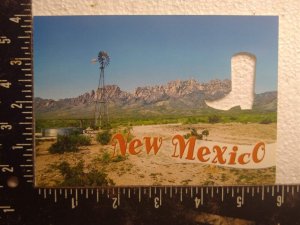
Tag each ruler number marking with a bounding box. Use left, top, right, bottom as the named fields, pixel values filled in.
left=0, top=124, right=12, bottom=130
left=0, top=80, right=12, bottom=89
left=10, top=60, right=22, bottom=66
left=277, top=195, right=283, bottom=207
left=194, top=197, right=201, bottom=208
left=10, top=17, right=21, bottom=23
left=1, top=166, right=14, bottom=173
left=237, top=196, right=243, bottom=208
left=11, top=103, right=23, bottom=109
left=154, top=197, right=160, bottom=208
left=0, top=36, right=11, bottom=44
left=112, top=197, right=118, bottom=209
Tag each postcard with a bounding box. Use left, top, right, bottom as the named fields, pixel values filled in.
left=34, top=16, right=278, bottom=186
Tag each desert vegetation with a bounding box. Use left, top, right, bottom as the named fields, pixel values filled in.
left=49, top=134, right=91, bottom=154
left=54, top=160, right=114, bottom=186
left=96, top=130, right=112, bottom=145
left=36, top=111, right=276, bottom=131
left=183, top=128, right=209, bottom=140
left=35, top=121, right=276, bottom=187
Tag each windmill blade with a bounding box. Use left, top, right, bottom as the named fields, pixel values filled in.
left=91, top=58, right=97, bottom=64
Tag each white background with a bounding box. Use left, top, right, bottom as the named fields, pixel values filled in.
left=32, top=0, right=300, bottom=184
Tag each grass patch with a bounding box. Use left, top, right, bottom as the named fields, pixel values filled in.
left=36, top=111, right=277, bottom=130
left=120, top=126, right=134, bottom=142
left=259, top=117, right=273, bottom=124
left=208, top=114, right=221, bottom=123
left=111, top=154, right=127, bottom=162
left=93, top=151, right=128, bottom=165
left=101, top=152, right=111, bottom=164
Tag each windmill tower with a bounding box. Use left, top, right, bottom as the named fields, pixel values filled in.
left=94, top=51, right=110, bottom=129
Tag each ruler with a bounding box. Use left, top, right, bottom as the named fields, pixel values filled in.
left=0, top=1, right=300, bottom=224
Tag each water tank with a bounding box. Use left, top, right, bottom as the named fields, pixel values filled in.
left=42, top=127, right=83, bottom=137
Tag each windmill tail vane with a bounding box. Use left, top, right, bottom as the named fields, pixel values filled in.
left=91, top=58, right=97, bottom=64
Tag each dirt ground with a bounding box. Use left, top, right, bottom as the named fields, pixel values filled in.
left=35, top=123, right=276, bottom=187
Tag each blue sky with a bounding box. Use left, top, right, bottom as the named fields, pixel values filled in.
left=34, top=16, right=278, bottom=100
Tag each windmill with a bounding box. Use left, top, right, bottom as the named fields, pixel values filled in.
left=94, top=51, right=110, bottom=129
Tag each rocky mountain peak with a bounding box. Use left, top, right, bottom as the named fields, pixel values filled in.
left=35, top=78, right=277, bottom=118
left=35, top=79, right=233, bottom=108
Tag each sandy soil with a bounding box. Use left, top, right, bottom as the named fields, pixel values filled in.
left=35, top=123, right=276, bottom=187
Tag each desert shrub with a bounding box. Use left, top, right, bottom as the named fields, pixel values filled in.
left=35, top=139, right=42, bottom=146
left=208, top=114, right=221, bottom=123
left=112, top=154, right=127, bottom=162
left=183, top=133, right=191, bottom=139
left=195, top=133, right=203, bottom=140
left=101, top=152, right=111, bottom=164
left=184, top=117, right=196, bottom=124
left=87, top=168, right=114, bottom=186
left=259, top=118, right=273, bottom=124
left=100, top=152, right=127, bottom=164
left=184, top=128, right=203, bottom=140
left=49, top=134, right=91, bottom=154
left=121, top=126, right=134, bottom=142
left=229, top=116, right=237, bottom=121
left=190, top=128, right=198, bottom=136
left=202, top=129, right=209, bottom=140
left=49, top=135, right=79, bottom=154
left=75, top=135, right=91, bottom=145
left=102, top=123, right=112, bottom=130
left=96, top=130, right=112, bottom=145
left=191, top=128, right=203, bottom=140
left=56, top=160, right=114, bottom=186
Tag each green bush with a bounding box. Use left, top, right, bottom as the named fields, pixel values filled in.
left=96, top=130, right=112, bottom=145
left=190, top=128, right=197, bottom=136
left=191, top=128, right=203, bottom=140
left=208, top=114, right=221, bottom=123
left=100, top=152, right=127, bottom=164
left=101, top=152, right=111, bottom=164
left=75, top=135, right=91, bottom=145
left=202, top=129, right=209, bottom=140
left=56, top=160, right=114, bottom=186
left=259, top=118, right=273, bottom=124
left=184, top=128, right=204, bottom=140
left=49, top=134, right=91, bottom=154
left=111, top=154, right=127, bottom=162
left=229, top=116, right=237, bottom=121
left=121, top=126, right=134, bottom=142
left=87, top=168, right=114, bottom=186
left=49, top=135, right=78, bottom=154
left=183, top=133, right=191, bottom=139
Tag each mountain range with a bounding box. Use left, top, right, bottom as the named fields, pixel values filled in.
left=35, top=79, right=277, bottom=119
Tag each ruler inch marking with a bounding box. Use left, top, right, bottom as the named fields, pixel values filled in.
left=139, top=187, right=141, bottom=202
left=97, top=189, right=99, bottom=202
left=14, top=14, right=30, bottom=17
left=221, top=187, right=224, bottom=202
left=54, top=190, right=57, bottom=203
left=180, top=188, right=183, bottom=202
left=160, top=188, right=162, bottom=206
left=17, top=36, right=30, bottom=39
left=201, top=188, right=203, bottom=205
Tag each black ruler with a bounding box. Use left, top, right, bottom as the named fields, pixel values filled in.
left=0, top=1, right=300, bottom=224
